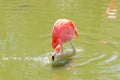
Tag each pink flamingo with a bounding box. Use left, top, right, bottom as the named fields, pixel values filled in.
left=51, top=19, right=78, bottom=61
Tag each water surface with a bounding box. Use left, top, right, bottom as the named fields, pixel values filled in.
left=0, top=0, right=120, bottom=80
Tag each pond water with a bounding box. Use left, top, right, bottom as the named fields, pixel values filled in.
left=0, top=0, right=120, bottom=80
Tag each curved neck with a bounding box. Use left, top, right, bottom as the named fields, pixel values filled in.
left=54, top=39, right=62, bottom=53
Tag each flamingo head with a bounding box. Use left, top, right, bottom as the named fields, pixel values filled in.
left=52, top=39, right=62, bottom=61
left=52, top=50, right=58, bottom=61
left=52, top=56, right=54, bottom=61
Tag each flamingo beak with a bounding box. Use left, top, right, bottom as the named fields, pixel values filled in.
left=52, top=56, right=55, bottom=61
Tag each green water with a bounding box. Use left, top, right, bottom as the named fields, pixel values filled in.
left=0, top=0, right=120, bottom=80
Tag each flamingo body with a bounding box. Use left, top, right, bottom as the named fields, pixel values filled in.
left=51, top=19, right=78, bottom=61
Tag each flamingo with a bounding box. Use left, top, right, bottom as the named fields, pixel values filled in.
left=51, top=19, right=78, bottom=61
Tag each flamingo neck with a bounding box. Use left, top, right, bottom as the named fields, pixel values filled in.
left=52, top=39, right=62, bottom=52
left=52, top=43, right=61, bottom=58
left=55, top=44, right=61, bottom=52
left=52, top=50, right=58, bottom=57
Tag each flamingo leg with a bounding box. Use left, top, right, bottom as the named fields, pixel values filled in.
left=56, top=41, right=75, bottom=60
left=70, top=41, right=75, bottom=53
left=61, top=45, right=63, bottom=53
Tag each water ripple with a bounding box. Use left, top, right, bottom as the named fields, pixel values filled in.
left=98, top=51, right=119, bottom=65
left=98, top=64, right=120, bottom=74
left=1, top=52, right=52, bottom=65
left=76, top=54, right=106, bottom=67
left=1, top=47, right=83, bottom=66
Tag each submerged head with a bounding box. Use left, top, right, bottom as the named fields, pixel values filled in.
left=52, top=50, right=58, bottom=61
left=52, top=56, right=55, bottom=61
